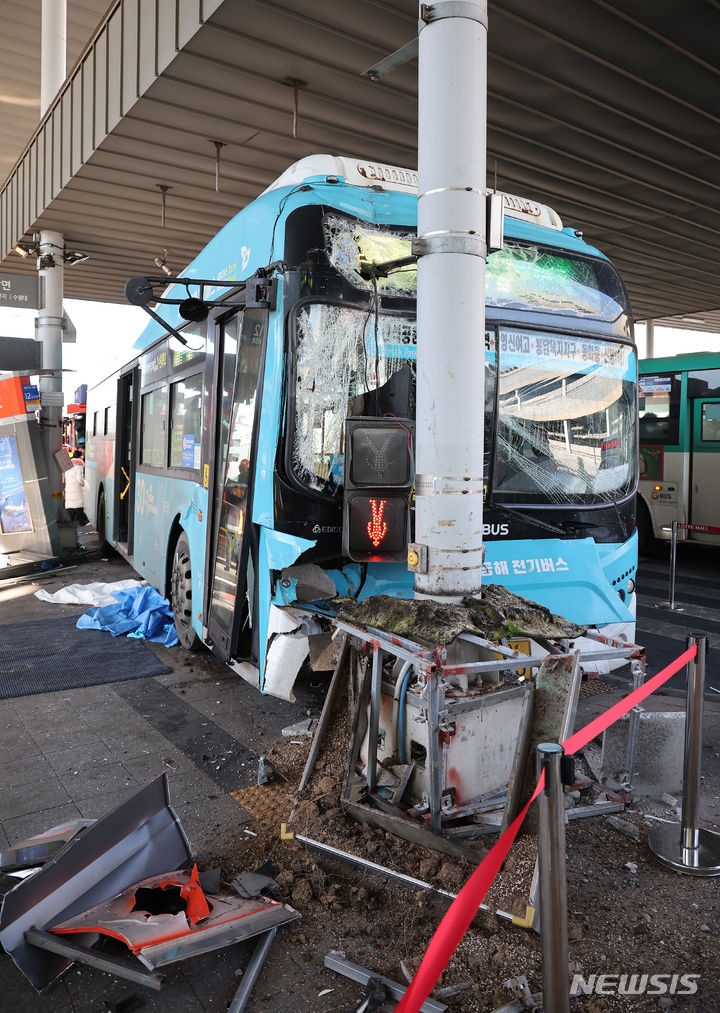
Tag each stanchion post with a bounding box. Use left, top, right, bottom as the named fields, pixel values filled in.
left=682, top=634, right=706, bottom=852
left=655, top=519, right=683, bottom=610
left=537, top=743, right=570, bottom=1013
left=668, top=520, right=678, bottom=610
left=648, top=634, right=720, bottom=875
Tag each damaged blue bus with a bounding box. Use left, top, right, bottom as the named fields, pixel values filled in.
left=84, top=155, right=637, bottom=698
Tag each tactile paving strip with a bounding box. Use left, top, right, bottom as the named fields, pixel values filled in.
left=579, top=679, right=618, bottom=697
left=230, top=783, right=296, bottom=823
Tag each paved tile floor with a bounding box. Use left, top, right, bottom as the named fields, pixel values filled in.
left=1, top=532, right=719, bottom=1010
left=0, top=534, right=328, bottom=1011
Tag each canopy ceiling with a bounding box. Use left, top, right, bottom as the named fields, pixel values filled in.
left=1, top=0, right=719, bottom=327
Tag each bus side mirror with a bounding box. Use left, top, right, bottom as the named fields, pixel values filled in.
left=125, top=277, right=154, bottom=307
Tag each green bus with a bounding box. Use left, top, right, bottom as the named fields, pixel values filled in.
left=638, top=351, right=720, bottom=548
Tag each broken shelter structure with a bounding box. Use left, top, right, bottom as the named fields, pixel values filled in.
left=0, top=774, right=298, bottom=993
left=329, top=587, right=642, bottom=854
left=47, top=864, right=298, bottom=972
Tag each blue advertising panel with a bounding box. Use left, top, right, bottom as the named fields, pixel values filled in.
left=181, top=434, right=196, bottom=469
left=0, top=435, right=32, bottom=533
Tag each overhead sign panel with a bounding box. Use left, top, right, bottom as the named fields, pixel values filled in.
left=0, top=273, right=39, bottom=310
left=0, top=337, right=42, bottom=371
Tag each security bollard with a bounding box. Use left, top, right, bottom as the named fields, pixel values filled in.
left=648, top=634, right=720, bottom=875
left=537, top=743, right=571, bottom=1013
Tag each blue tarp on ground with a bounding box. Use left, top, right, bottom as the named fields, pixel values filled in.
left=77, top=586, right=179, bottom=647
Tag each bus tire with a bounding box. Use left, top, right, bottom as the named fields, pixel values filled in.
left=637, top=496, right=654, bottom=554
left=170, top=532, right=201, bottom=651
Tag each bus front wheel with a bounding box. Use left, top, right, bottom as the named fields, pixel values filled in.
left=170, top=532, right=201, bottom=650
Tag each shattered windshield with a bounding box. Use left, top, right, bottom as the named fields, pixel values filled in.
left=292, top=303, right=416, bottom=491
left=291, top=303, right=635, bottom=505
left=489, top=329, right=637, bottom=504
left=322, top=215, right=416, bottom=297
left=323, top=215, right=628, bottom=321
left=486, top=244, right=627, bottom=320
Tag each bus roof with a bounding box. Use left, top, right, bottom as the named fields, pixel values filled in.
left=639, top=351, right=720, bottom=373
left=129, top=156, right=614, bottom=352
left=262, top=154, right=564, bottom=232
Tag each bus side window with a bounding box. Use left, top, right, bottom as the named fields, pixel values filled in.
left=700, top=402, right=720, bottom=442
left=141, top=387, right=169, bottom=467
left=638, top=373, right=681, bottom=445
left=169, top=373, right=203, bottom=470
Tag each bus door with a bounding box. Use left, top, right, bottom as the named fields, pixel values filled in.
left=206, top=309, right=267, bottom=662
left=114, top=367, right=139, bottom=552
left=690, top=397, right=720, bottom=539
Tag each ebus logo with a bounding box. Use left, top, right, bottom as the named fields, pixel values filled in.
left=482, top=522, right=509, bottom=536
left=571, top=973, right=699, bottom=997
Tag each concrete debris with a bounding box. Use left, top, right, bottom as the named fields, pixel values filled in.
left=257, top=755, right=288, bottom=785
left=281, top=718, right=316, bottom=738
left=231, top=871, right=279, bottom=899
left=625, top=861, right=638, bottom=873
left=198, top=868, right=222, bottom=894
left=332, top=585, right=585, bottom=646
left=435, top=981, right=472, bottom=998
left=607, top=815, right=642, bottom=841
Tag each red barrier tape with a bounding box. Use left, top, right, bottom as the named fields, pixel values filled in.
left=677, top=522, right=720, bottom=535
left=394, top=643, right=698, bottom=1013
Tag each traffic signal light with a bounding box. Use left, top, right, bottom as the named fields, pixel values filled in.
left=342, top=417, right=414, bottom=562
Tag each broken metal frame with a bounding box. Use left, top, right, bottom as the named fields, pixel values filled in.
left=584, top=629, right=647, bottom=794
left=227, top=927, right=277, bottom=1013
left=298, top=632, right=349, bottom=792
left=0, top=820, right=95, bottom=874
left=23, top=926, right=164, bottom=991
left=0, top=774, right=193, bottom=992
left=48, top=867, right=299, bottom=971
left=335, top=619, right=637, bottom=846
left=324, top=951, right=448, bottom=1012
left=294, top=834, right=464, bottom=903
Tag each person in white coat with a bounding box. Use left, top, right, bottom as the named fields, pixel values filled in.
left=64, top=450, right=89, bottom=524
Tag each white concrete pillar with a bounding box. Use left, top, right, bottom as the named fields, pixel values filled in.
left=646, top=319, right=655, bottom=359
left=414, top=0, right=488, bottom=597
left=36, top=231, right=66, bottom=529
left=41, top=0, right=67, bottom=115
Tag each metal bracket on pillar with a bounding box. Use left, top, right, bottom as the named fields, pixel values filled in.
left=420, top=1, right=488, bottom=27
left=35, top=316, right=64, bottom=330
left=362, top=0, right=488, bottom=82
left=412, top=233, right=487, bottom=258
left=363, top=38, right=418, bottom=81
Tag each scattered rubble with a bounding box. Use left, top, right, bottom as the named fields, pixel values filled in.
left=332, top=585, right=585, bottom=644
left=606, top=815, right=642, bottom=841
